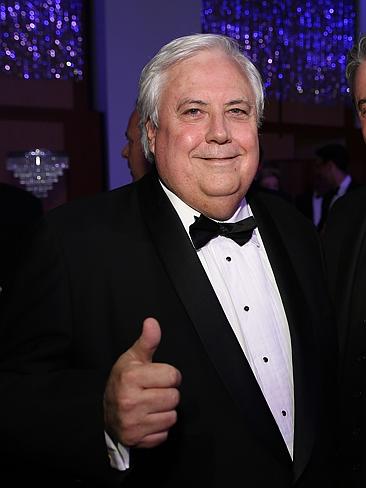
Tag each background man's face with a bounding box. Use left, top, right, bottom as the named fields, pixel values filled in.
left=122, top=109, right=151, bottom=181
left=313, top=158, right=333, bottom=195
left=354, top=60, right=366, bottom=143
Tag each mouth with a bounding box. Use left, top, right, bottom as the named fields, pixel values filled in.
left=199, top=155, right=240, bottom=161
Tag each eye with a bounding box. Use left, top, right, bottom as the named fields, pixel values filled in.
left=182, top=108, right=202, bottom=116
left=229, top=107, right=247, bottom=115
left=227, top=106, right=252, bottom=118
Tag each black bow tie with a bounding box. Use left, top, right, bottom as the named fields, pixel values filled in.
left=189, top=214, right=257, bottom=250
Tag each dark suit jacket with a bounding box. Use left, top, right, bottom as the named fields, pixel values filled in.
left=295, top=191, right=315, bottom=223
left=0, top=170, right=337, bottom=487
left=295, top=190, right=336, bottom=232
left=323, top=186, right=366, bottom=487
left=295, top=179, right=362, bottom=232
left=0, top=182, right=43, bottom=292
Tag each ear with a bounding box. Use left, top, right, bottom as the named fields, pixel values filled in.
left=146, top=119, right=157, bottom=156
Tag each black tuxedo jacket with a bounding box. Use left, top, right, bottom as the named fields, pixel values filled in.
left=295, top=190, right=316, bottom=223
left=295, top=179, right=361, bottom=232
left=0, top=171, right=337, bottom=487
left=0, top=182, right=43, bottom=292
left=323, top=186, right=366, bottom=487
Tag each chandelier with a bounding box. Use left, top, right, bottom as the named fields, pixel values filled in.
left=6, top=148, right=69, bottom=198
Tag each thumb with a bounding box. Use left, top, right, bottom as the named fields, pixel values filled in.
left=131, top=317, right=161, bottom=363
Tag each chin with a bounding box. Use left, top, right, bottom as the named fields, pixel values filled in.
left=204, top=175, right=239, bottom=190
left=206, top=180, right=247, bottom=198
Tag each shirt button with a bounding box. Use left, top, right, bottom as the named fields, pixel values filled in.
left=281, top=410, right=287, bottom=416
left=263, top=357, right=269, bottom=363
left=244, top=305, right=249, bottom=312
left=226, top=256, right=231, bottom=262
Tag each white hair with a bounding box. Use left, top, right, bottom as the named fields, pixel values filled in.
left=136, top=33, right=265, bottom=162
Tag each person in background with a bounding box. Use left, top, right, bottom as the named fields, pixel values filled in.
left=256, top=165, right=281, bottom=191
left=295, top=155, right=333, bottom=230
left=316, top=142, right=360, bottom=231
left=0, top=33, right=337, bottom=487
left=255, top=163, right=292, bottom=202
left=296, top=143, right=356, bottom=231
left=315, top=143, right=354, bottom=205
left=323, top=33, right=366, bottom=488
left=121, top=107, right=151, bottom=181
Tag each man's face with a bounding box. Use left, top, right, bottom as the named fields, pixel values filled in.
left=146, top=49, right=259, bottom=220
left=121, top=109, right=151, bottom=181
left=313, top=158, right=333, bottom=195
left=354, top=60, right=366, bottom=143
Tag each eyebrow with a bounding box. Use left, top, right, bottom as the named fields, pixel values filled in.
left=177, top=98, right=252, bottom=110
left=226, top=99, right=251, bottom=106
left=177, top=99, right=206, bottom=110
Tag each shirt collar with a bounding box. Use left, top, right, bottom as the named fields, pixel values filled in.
left=337, top=174, right=352, bottom=196
left=158, top=179, right=253, bottom=236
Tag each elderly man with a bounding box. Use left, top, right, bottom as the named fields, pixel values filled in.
left=0, top=34, right=336, bottom=487
left=323, top=34, right=366, bottom=487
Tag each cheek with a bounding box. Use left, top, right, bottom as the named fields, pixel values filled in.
left=159, top=128, right=202, bottom=157
left=173, top=127, right=202, bottom=149
left=232, top=124, right=258, bottom=148
left=242, top=133, right=259, bottom=166
left=183, top=129, right=202, bottom=144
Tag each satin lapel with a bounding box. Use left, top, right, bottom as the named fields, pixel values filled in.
left=137, top=173, right=289, bottom=465
left=248, top=192, right=316, bottom=482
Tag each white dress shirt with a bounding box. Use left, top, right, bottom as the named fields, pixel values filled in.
left=330, top=174, right=352, bottom=207
left=312, top=192, right=323, bottom=227
left=163, top=184, right=294, bottom=458
left=108, top=182, right=295, bottom=470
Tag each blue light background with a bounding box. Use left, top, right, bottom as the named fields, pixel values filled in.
left=0, top=0, right=84, bottom=80
left=202, top=0, right=356, bottom=104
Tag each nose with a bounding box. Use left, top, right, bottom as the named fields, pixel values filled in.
left=121, top=143, right=129, bottom=159
left=206, top=113, right=230, bottom=144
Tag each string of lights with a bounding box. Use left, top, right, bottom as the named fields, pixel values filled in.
left=0, top=0, right=84, bottom=80
left=201, top=0, right=356, bottom=105
left=0, top=1, right=356, bottom=99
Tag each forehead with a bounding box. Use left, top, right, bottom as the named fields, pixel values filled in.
left=163, top=49, right=254, bottom=101
left=354, top=60, right=366, bottom=103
